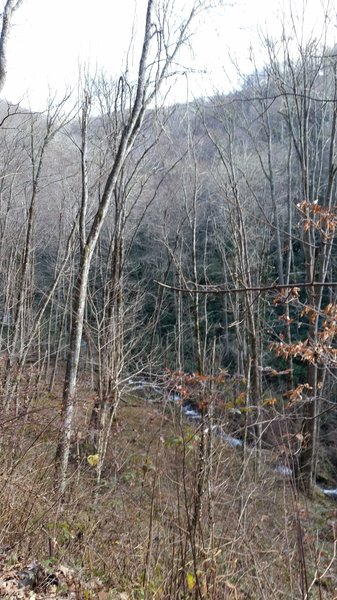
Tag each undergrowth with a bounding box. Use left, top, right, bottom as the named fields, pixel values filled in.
left=0, top=379, right=336, bottom=598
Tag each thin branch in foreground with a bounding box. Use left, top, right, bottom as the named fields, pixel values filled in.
left=154, top=280, right=337, bottom=295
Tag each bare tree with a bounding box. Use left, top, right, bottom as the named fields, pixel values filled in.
left=56, top=0, right=209, bottom=494
left=0, top=0, right=25, bottom=94
left=257, top=24, right=337, bottom=493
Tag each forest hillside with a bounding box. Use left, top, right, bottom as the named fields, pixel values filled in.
left=0, top=0, right=337, bottom=597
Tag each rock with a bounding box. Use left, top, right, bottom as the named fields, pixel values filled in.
left=16, top=560, right=42, bottom=589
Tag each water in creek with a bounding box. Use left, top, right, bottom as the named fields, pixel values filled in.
left=171, top=393, right=337, bottom=499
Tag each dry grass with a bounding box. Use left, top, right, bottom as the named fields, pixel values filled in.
left=0, top=379, right=336, bottom=598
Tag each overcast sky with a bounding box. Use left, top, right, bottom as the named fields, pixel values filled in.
left=2, top=0, right=336, bottom=110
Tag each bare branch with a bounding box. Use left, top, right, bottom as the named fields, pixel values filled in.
left=155, top=280, right=337, bottom=295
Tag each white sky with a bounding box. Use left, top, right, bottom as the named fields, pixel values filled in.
left=2, top=0, right=336, bottom=110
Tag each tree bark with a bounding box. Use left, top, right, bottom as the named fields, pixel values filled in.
left=0, top=1, right=25, bottom=94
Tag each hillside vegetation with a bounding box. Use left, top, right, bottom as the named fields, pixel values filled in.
left=0, top=373, right=337, bottom=599
left=0, top=2, right=337, bottom=597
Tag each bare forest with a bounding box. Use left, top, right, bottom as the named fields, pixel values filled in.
left=0, top=1, right=337, bottom=598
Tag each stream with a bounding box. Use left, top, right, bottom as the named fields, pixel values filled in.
left=128, top=379, right=337, bottom=499
left=171, top=393, right=337, bottom=499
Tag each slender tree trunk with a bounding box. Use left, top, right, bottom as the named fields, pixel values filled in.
left=0, top=1, right=25, bottom=94
left=56, top=0, right=201, bottom=492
